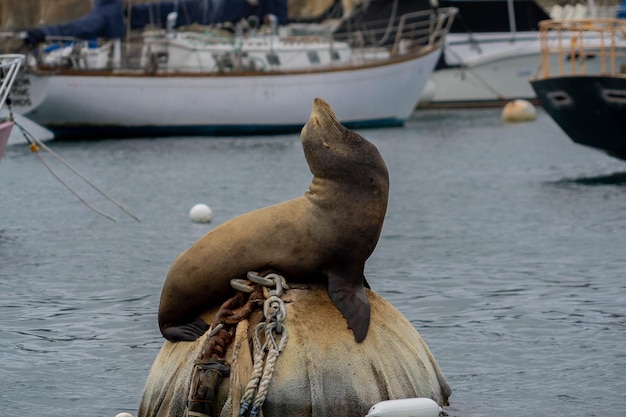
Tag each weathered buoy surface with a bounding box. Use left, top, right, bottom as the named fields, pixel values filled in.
left=138, top=284, right=451, bottom=417
left=365, top=397, right=442, bottom=417
left=502, top=99, right=537, bottom=122
left=189, top=203, right=213, bottom=223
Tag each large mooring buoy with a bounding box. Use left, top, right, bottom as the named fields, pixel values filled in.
left=137, top=284, right=451, bottom=417
left=502, top=99, right=537, bottom=123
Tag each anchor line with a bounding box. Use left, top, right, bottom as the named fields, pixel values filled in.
left=32, top=148, right=120, bottom=222
left=14, top=121, right=141, bottom=222
left=444, top=46, right=507, bottom=101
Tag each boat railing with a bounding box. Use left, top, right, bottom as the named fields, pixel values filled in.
left=0, top=54, right=25, bottom=114
left=27, top=7, right=458, bottom=73
left=28, top=36, right=109, bottom=70
left=333, top=7, right=457, bottom=55
left=536, top=18, right=626, bottom=79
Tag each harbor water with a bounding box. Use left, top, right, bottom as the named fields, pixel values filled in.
left=1, top=108, right=625, bottom=417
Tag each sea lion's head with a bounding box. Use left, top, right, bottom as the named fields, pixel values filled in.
left=301, top=98, right=388, bottom=185
left=301, top=98, right=344, bottom=144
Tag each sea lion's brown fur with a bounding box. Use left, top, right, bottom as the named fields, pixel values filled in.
left=158, top=98, right=389, bottom=342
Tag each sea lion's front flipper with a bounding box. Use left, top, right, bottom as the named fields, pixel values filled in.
left=160, top=317, right=210, bottom=342
left=327, top=270, right=371, bottom=343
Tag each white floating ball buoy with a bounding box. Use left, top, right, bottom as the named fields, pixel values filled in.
left=502, top=99, right=537, bottom=123
left=115, top=413, right=134, bottom=417
left=189, top=203, right=213, bottom=223
left=365, top=397, right=442, bottom=417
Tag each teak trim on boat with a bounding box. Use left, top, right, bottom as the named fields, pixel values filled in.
left=537, top=17, right=626, bottom=79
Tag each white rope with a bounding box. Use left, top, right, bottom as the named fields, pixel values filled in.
left=251, top=332, right=284, bottom=412
left=239, top=334, right=269, bottom=415
left=237, top=274, right=288, bottom=417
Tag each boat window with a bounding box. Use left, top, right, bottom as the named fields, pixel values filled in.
left=266, top=53, right=280, bottom=66
left=331, top=50, right=341, bottom=61
left=603, top=89, right=626, bottom=104
left=213, top=53, right=234, bottom=71
left=307, top=51, right=320, bottom=64
left=547, top=91, right=572, bottom=107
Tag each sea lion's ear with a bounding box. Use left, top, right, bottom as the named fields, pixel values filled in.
left=327, top=271, right=371, bottom=343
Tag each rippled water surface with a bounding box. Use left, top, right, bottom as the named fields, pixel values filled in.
left=1, top=108, right=625, bottom=417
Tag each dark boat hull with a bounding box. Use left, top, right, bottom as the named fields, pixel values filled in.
left=531, top=75, right=626, bottom=160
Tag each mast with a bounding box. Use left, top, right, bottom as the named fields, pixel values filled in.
left=507, top=0, right=517, bottom=37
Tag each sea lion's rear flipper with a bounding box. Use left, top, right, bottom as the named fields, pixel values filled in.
left=327, top=271, right=371, bottom=343
left=160, top=317, right=210, bottom=342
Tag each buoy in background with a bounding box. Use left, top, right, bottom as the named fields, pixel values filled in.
left=502, top=99, right=537, bottom=123
left=189, top=203, right=213, bottom=223
left=365, top=398, right=442, bottom=417
left=114, top=413, right=133, bottom=417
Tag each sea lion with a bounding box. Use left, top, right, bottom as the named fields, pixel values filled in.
left=158, top=98, right=389, bottom=343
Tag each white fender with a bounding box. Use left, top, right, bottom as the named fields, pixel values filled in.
left=365, top=398, right=442, bottom=417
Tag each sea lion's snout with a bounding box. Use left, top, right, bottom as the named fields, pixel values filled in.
left=302, top=98, right=341, bottom=141
left=310, top=98, right=336, bottom=125
left=313, top=97, right=332, bottom=113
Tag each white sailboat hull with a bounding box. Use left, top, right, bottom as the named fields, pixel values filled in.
left=422, top=32, right=542, bottom=106
left=23, top=49, right=440, bottom=138
left=422, top=30, right=626, bottom=107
